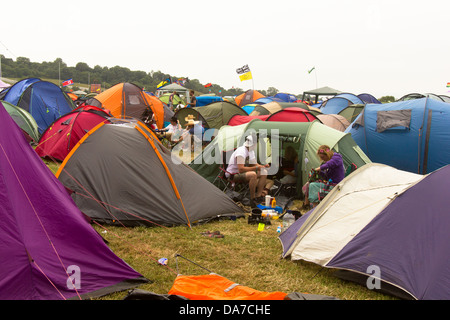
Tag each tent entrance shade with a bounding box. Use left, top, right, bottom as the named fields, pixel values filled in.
left=56, top=119, right=243, bottom=227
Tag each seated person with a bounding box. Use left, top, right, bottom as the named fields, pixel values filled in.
left=277, top=146, right=299, bottom=185
left=226, top=135, right=270, bottom=207
left=302, top=145, right=345, bottom=208
left=163, top=116, right=183, bottom=142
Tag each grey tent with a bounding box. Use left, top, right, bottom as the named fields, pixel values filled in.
left=302, top=86, right=342, bottom=104
left=56, top=119, right=243, bottom=227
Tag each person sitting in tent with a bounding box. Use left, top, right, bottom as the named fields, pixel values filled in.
left=226, top=135, right=270, bottom=207
left=302, top=145, right=345, bottom=209
left=277, top=146, right=299, bottom=185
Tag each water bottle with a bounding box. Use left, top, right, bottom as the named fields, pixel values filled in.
left=282, top=212, right=295, bottom=232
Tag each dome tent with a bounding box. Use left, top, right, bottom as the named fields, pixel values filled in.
left=56, top=119, right=243, bottom=227
left=86, top=82, right=165, bottom=128
left=0, top=102, right=147, bottom=299
left=35, top=105, right=112, bottom=161
left=280, top=163, right=450, bottom=300
left=2, top=100, right=40, bottom=143
left=1, top=77, right=76, bottom=134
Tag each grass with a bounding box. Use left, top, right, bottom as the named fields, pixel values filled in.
left=91, top=211, right=394, bottom=300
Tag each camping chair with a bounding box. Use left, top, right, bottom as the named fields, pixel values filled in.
left=213, top=150, right=249, bottom=197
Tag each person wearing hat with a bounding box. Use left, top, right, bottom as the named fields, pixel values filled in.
left=226, top=135, right=270, bottom=207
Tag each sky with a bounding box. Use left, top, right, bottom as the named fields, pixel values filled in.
left=1, top=0, right=449, bottom=99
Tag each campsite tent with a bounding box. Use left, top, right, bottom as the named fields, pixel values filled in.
left=346, top=97, right=450, bottom=174
left=2, top=100, right=40, bottom=143
left=337, top=104, right=365, bottom=123
left=35, top=105, right=112, bottom=161
left=189, top=119, right=371, bottom=196
left=274, top=93, right=298, bottom=103
left=195, top=95, right=223, bottom=107
left=316, top=114, right=350, bottom=132
left=86, top=82, right=165, bottom=128
left=56, top=119, right=244, bottom=227
left=280, top=163, right=450, bottom=300
left=319, top=93, right=364, bottom=115
left=227, top=107, right=318, bottom=126
left=357, top=93, right=381, bottom=104
left=0, top=102, right=147, bottom=299
left=174, top=101, right=247, bottom=129
left=249, top=102, right=313, bottom=116
left=301, top=86, right=341, bottom=104
left=234, top=90, right=266, bottom=107
left=1, top=78, right=75, bottom=134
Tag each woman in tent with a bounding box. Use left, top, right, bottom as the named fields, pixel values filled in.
left=302, top=145, right=345, bottom=209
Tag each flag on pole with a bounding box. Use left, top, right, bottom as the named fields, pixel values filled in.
left=308, top=67, right=315, bottom=74
left=204, top=83, right=212, bottom=88
left=236, top=64, right=252, bottom=81
left=236, top=64, right=251, bottom=75
left=239, top=72, right=253, bottom=81
left=62, top=78, right=74, bottom=87
left=446, top=82, right=450, bottom=88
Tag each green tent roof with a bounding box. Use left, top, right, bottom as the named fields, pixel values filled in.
left=2, top=100, right=40, bottom=143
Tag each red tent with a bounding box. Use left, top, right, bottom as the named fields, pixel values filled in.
left=227, top=107, right=317, bottom=126
left=227, top=114, right=270, bottom=126
left=35, top=105, right=112, bottom=161
left=267, top=107, right=318, bottom=122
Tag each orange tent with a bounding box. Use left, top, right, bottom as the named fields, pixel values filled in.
left=86, top=82, right=164, bottom=128
left=234, top=89, right=266, bottom=107
left=168, top=274, right=287, bottom=300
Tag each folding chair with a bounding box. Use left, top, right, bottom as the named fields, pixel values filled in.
left=212, top=150, right=249, bottom=197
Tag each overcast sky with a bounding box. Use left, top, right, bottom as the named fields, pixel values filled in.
left=1, top=0, right=449, bottom=99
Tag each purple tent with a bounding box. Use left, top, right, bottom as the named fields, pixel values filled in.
left=0, top=101, right=148, bottom=300
left=280, top=163, right=450, bottom=300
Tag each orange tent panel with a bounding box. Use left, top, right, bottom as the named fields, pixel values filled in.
left=90, top=83, right=164, bottom=128
left=168, top=274, right=287, bottom=300
left=235, top=90, right=266, bottom=107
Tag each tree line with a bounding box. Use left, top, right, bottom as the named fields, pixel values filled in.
left=0, top=55, right=282, bottom=97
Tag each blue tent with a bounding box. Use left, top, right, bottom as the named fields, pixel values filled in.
left=346, top=97, right=450, bottom=174
left=274, top=93, right=297, bottom=103
left=320, top=93, right=364, bottom=114
left=253, top=97, right=284, bottom=105
left=2, top=78, right=75, bottom=134
left=195, top=95, right=223, bottom=107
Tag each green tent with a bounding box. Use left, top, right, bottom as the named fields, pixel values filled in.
left=158, top=92, right=186, bottom=106
left=2, top=100, right=40, bottom=143
left=175, top=101, right=247, bottom=129
left=189, top=119, right=371, bottom=197
left=337, top=104, right=365, bottom=123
